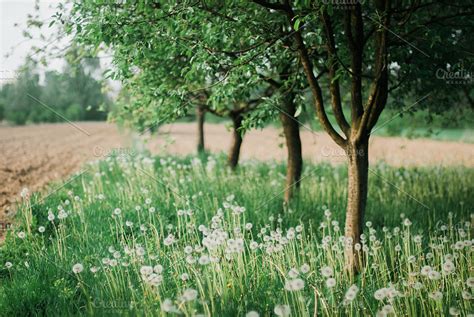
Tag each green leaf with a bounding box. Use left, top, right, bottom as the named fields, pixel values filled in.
left=294, top=18, right=301, bottom=31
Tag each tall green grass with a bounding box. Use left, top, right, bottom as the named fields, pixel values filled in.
left=0, top=153, right=472, bottom=316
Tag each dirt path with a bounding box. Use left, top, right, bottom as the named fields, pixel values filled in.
left=1, top=121, right=473, bottom=222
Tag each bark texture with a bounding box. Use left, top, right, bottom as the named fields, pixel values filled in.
left=196, top=105, right=205, bottom=153
left=280, top=97, right=303, bottom=203
left=344, top=138, right=369, bottom=273
left=227, top=114, right=243, bottom=169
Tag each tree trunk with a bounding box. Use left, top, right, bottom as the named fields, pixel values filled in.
left=196, top=105, right=206, bottom=154
left=344, top=137, right=369, bottom=274
left=227, top=114, right=243, bottom=169
left=279, top=98, right=303, bottom=204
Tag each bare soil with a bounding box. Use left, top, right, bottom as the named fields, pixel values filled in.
left=1, top=121, right=473, bottom=226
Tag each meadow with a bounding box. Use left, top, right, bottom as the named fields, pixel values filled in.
left=0, top=152, right=472, bottom=316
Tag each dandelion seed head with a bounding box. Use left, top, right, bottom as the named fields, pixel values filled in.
left=140, top=266, right=153, bottom=276
left=20, top=187, right=29, bottom=199
left=161, top=299, right=177, bottom=313
left=466, top=277, right=474, bottom=288
left=428, top=270, right=441, bottom=280
left=72, top=263, right=84, bottom=274
left=442, top=260, right=455, bottom=274
left=288, top=268, right=299, bottom=278
left=181, top=288, right=198, bottom=302
left=284, top=278, right=305, bottom=291
left=274, top=304, right=291, bottom=317
left=428, top=291, right=443, bottom=301
left=246, top=311, right=259, bottom=317
left=449, top=307, right=460, bottom=316
left=180, top=273, right=189, bottom=281
left=326, top=278, right=336, bottom=288
left=300, top=263, right=310, bottom=274
left=320, top=266, right=333, bottom=277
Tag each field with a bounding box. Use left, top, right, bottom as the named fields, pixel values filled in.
left=0, top=149, right=473, bottom=316
left=2, top=0, right=473, bottom=315
left=1, top=122, right=473, bottom=219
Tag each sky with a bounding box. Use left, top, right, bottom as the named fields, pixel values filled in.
left=1, top=0, right=65, bottom=80
left=0, top=0, right=116, bottom=88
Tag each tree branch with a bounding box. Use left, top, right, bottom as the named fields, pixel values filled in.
left=359, top=0, right=390, bottom=138
left=252, top=0, right=290, bottom=11
left=285, top=4, right=346, bottom=148
left=321, top=11, right=350, bottom=137
left=345, top=4, right=364, bottom=128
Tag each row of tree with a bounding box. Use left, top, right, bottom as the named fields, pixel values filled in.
left=0, top=55, right=109, bottom=125
left=60, top=0, right=473, bottom=273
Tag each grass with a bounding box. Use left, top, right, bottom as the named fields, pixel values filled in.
left=0, top=153, right=473, bottom=316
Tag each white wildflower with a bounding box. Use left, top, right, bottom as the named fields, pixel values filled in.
left=274, top=304, right=291, bottom=317
left=284, top=278, right=305, bottom=291
left=320, top=266, right=333, bottom=277
left=300, top=263, right=310, bottom=274
left=181, top=288, right=198, bottom=302
left=428, top=291, right=443, bottom=301
left=326, top=278, right=336, bottom=288
left=72, top=263, right=84, bottom=274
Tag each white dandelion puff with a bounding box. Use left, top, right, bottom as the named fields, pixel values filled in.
left=466, top=277, right=474, bottom=288
left=326, top=278, right=336, bottom=288
left=288, top=268, right=299, bottom=278
left=72, top=263, right=84, bottom=274
left=428, top=270, right=441, bottom=280
left=153, top=264, right=163, bottom=274
left=274, top=304, right=291, bottom=317
left=246, top=311, right=259, bottom=317
left=428, top=291, right=443, bottom=301
left=320, top=266, right=333, bottom=277
left=140, top=266, right=153, bottom=276
left=181, top=288, right=198, bottom=302
left=284, top=278, right=305, bottom=291
left=442, top=260, right=455, bottom=274
left=449, top=307, right=460, bottom=316
left=300, top=263, right=310, bottom=274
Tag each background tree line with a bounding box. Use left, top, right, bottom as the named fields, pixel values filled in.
left=0, top=54, right=110, bottom=125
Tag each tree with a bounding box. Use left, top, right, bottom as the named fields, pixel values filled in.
left=250, top=0, right=474, bottom=272
left=67, top=1, right=305, bottom=190
left=1, top=60, right=41, bottom=125
left=66, top=1, right=474, bottom=264
left=76, top=0, right=473, bottom=272
left=0, top=55, right=109, bottom=124
left=196, top=104, right=206, bottom=154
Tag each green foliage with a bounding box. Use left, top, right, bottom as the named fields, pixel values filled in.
left=65, top=1, right=309, bottom=133
left=65, top=0, right=473, bottom=134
